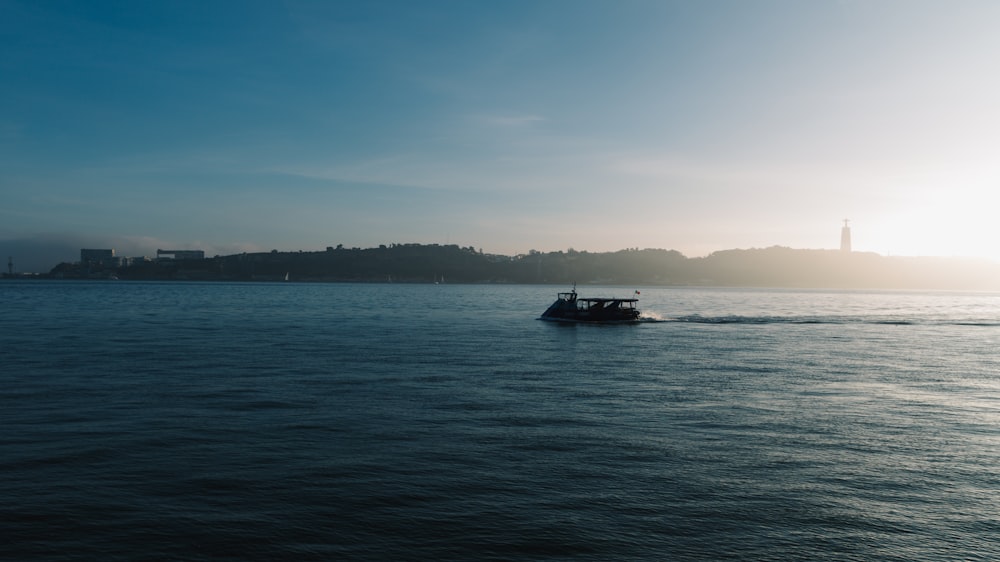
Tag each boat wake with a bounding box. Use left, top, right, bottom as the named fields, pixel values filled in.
left=671, top=315, right=851, bottom=325
left=638, top=312, right=668, bottom=323
left=662, top=315, right=1000, bottom=327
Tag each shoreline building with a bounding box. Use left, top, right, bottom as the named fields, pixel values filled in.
left=157, top=249, right=205, bottom=260
left=840, top=220, right=852, bottom=252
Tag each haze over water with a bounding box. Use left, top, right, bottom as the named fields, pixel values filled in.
left=3, top=281, right=999, bottom=559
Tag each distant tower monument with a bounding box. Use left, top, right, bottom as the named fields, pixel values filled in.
left=840, top=219, right=852, bottom=252
left=7, top=256, right=12, bottom=276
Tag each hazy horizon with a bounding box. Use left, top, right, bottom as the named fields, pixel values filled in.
left=4, top=1, right=1000, bottom=271
left=5, top=233, right=1000, bottom=275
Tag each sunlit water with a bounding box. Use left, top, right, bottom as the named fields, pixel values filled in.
left=2, top=281, right=999, bottom=560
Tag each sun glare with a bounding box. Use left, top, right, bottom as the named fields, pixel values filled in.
left=862, top=193, right=1000, bottom=261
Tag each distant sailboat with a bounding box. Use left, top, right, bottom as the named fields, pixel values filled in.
left=284, top=272, right=290, bottom=281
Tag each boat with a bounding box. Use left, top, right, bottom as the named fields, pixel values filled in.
left=539, top=285, right=641, bottom=323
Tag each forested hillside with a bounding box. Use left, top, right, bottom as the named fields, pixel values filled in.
left=45, top=243, right=1000, bottom=290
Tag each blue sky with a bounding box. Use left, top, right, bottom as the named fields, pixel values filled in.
left=3, top=0, right=1000, bottom=270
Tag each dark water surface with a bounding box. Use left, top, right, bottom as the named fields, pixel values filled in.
left=3, top=281, right=999, bottom=560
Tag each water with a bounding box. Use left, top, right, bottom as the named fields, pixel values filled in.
left=2, top=281, right=999, bottom=560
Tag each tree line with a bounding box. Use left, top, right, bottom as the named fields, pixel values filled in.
left=47, top=243, right=1000, bottom=290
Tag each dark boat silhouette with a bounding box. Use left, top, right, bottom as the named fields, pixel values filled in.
left=540, top=285, right=641, bottom=323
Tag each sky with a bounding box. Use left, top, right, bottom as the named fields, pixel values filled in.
left=3, top=0, right=1000, bottom=271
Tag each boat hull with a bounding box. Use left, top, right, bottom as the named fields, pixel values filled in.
left=538, top=315, right=640, bottom=324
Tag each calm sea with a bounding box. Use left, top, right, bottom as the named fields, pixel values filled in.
left=2, top=281, right=999, bottom=560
